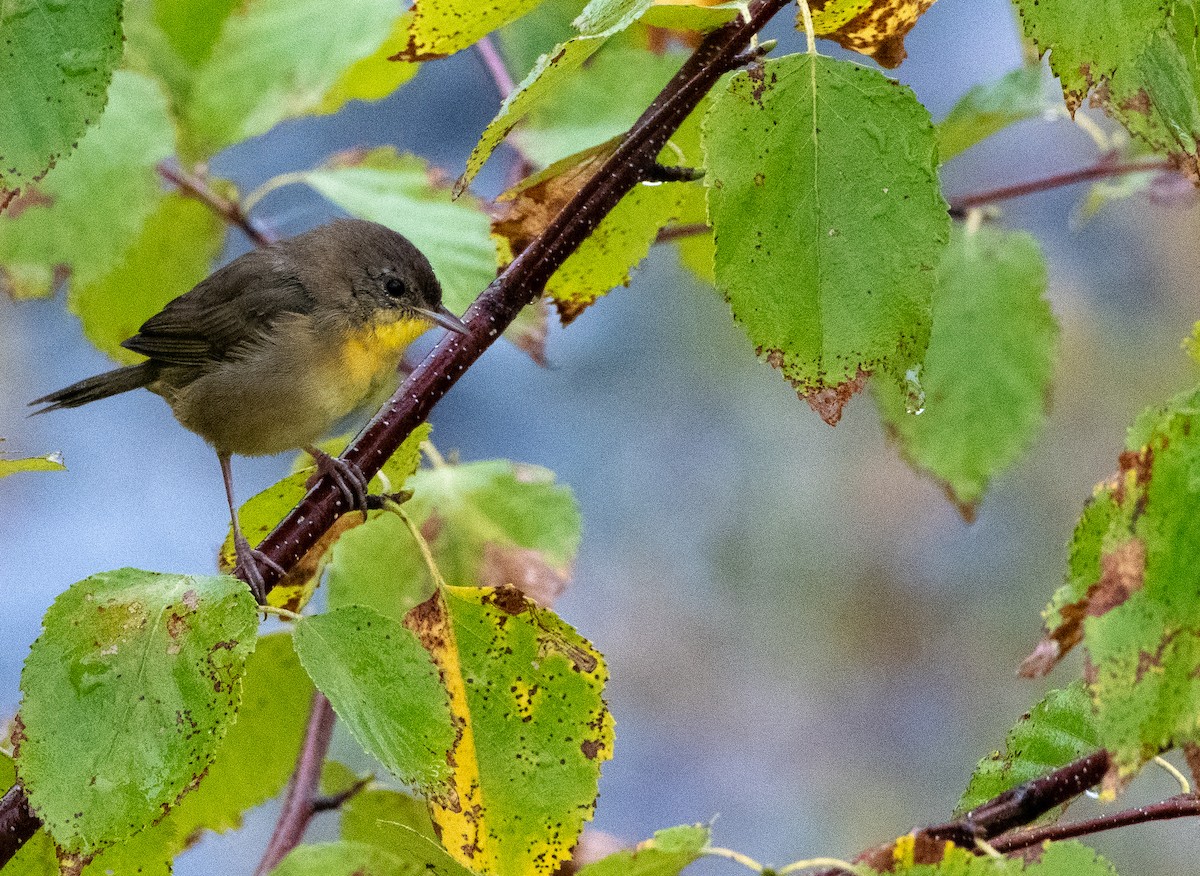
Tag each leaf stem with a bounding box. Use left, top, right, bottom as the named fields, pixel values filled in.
left=947, top=157, right=1176, bottom=217
left=796, top=0, right=817, bottom=55
left=390, top=502, right=448, bottom=590
left=156, top=161, right=277, bottom=247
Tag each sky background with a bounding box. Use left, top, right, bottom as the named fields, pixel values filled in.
left=4, top=0, right=1200, bottom=873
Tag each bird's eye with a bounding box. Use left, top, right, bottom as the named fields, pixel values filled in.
left=384, top=277, right=406, bottom=298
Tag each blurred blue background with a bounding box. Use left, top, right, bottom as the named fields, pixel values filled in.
left=4, top=0, right=1200, bottom=872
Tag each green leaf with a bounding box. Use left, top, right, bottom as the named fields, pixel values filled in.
left=497, top=0, right=588, bottom=76
left=316, top=12, right=420, bottom=115
left=1017, top=0, right=1198, bottom=173
left=329, top=454, right=581, bottom=618
left=576, top=824, right=710, bottom=876
left=184, top=0, right=403, bottom=154
left=69, top=192, right=226, bottom=364
left=886, top=839, right=1117, bottom=875
left=297, top=149, right=495, bottom=318
left=640, top=2, right=741, bottom=31
left=400, top=0, right=548, bottom=61
left=1016, top=0, right=1166, bottom=110
left=703, top=53, right=948, bottom=426
left=457, top=0, right=655, bottom=192
left=0, top=453, right=64, bottom=478
left=875, top=225, right=1057, bottom=516
left=293, top=605, right=456, bottom=793
left=273, top=841, right=417, bottom=876
left=15, top=569, right=258, bottom=857
left=167, top=632, right=313, bottom=837
left=956, top=683, right=1098, bottom=816
left=0, top=0, right=123, bottom=207
left=326, top=512, right=432, bottom=623
left=1039, top=385, right=1200, bottom=770
left=407, top=585, right=612, bottom=876
left=936, top=67, right=1051, bottom=162
left=493, top=138, right=691, bottom=322
left=1023, top=486, right=1121, bottom=677
left=0, top=71, right=175, bottom=298
left=514, top=45, right=683, bottom=166
left=1103, top=3, right=1200, bottom=174
left=409, top=458, right=581, bottom=597
left=342, top=787, right=439, bottom=846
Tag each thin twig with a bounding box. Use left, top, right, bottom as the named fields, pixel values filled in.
left=156, top=161, right=277, bottom=247
left=947, top=157, right=1176, bottom=217
left=475, top=35, right=517, bottom=101
left=254, top=692, right=337, bottom=875
left=991, top=793, right=1200, bottom=854
left=474, top=36, right=534, bottom=187
left=311, top=775, right=372, bottom=813
left=654, top=222, right=709, bottom=244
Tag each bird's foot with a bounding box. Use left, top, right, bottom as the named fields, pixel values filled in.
left=233, top=529, right=285, bottom=604
left=306, top=447, right=369, bottom=514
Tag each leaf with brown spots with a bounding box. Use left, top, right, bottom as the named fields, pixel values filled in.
left=1032, top=385, right=1200, bottom=772
left=1016, top=0, right=1199, bottom=179
left=14, top=570, right=258, bottom=857
left=703, top=53, right=946, bottom=426
left=800, top=0, right=938, bottom=68
left=405, top=585, right=612, bottom=876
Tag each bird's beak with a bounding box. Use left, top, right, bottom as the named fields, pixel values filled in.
left=416, top=304, right=469, bottom=335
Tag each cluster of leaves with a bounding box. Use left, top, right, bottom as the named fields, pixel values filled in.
left=5, top=429, right=619, bottom=875
left=4, top=0, right=1200, bottom=874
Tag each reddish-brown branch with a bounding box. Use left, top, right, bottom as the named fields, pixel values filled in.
left=991, top=793, right=1200, bottom=854
left=156, top=161, right=277, bottom=247
left=0, top=784, right=37, bottom=864
left=815, top=751, right=1111, bottom=875
left=254, top=692, right=337, bottom=875
left=947, top=157, right=1176, bottom=217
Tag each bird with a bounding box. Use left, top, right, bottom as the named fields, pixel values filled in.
left=31, top=218, right=469, bottom=601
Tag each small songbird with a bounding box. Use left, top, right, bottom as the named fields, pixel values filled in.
left=31, top=218, right=468, bottom=600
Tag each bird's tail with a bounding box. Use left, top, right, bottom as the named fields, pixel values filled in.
left=29, top=362, right=155, bottom=414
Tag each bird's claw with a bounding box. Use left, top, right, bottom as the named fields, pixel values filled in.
left=306, top=447, right=370, bottom=515
left=233, top=529, right=285, bottom=604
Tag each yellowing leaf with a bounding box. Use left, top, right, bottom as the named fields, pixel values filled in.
left=405, top=586, right=612, bottom=876
left=800, top=0, right=938, bottom=68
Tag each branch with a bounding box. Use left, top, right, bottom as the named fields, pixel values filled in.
left=0, top=3, right=789, bottom=867
left=156, top=161, right=277, bottom=247
left=250, top=0, right=791, bottom=598
left=254, top=692, right=337, bottom=875
left=947, top=157, right=1176, bottom=217
left=0, top=784, right=37, bottom=864
left=991, top=793, right=1200, bottom=854
left=816, top=751, right=1111, bottom=875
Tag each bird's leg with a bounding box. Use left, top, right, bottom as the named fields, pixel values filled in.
left=305, top=446, right=369, bottom=515
left=219, top=452, right=284, bottom=604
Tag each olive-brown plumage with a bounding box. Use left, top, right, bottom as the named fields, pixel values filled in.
left=32, top=218, right=468, bottom=599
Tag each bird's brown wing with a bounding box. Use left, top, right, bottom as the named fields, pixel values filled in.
left=121, top=248, right=315, bottom=366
